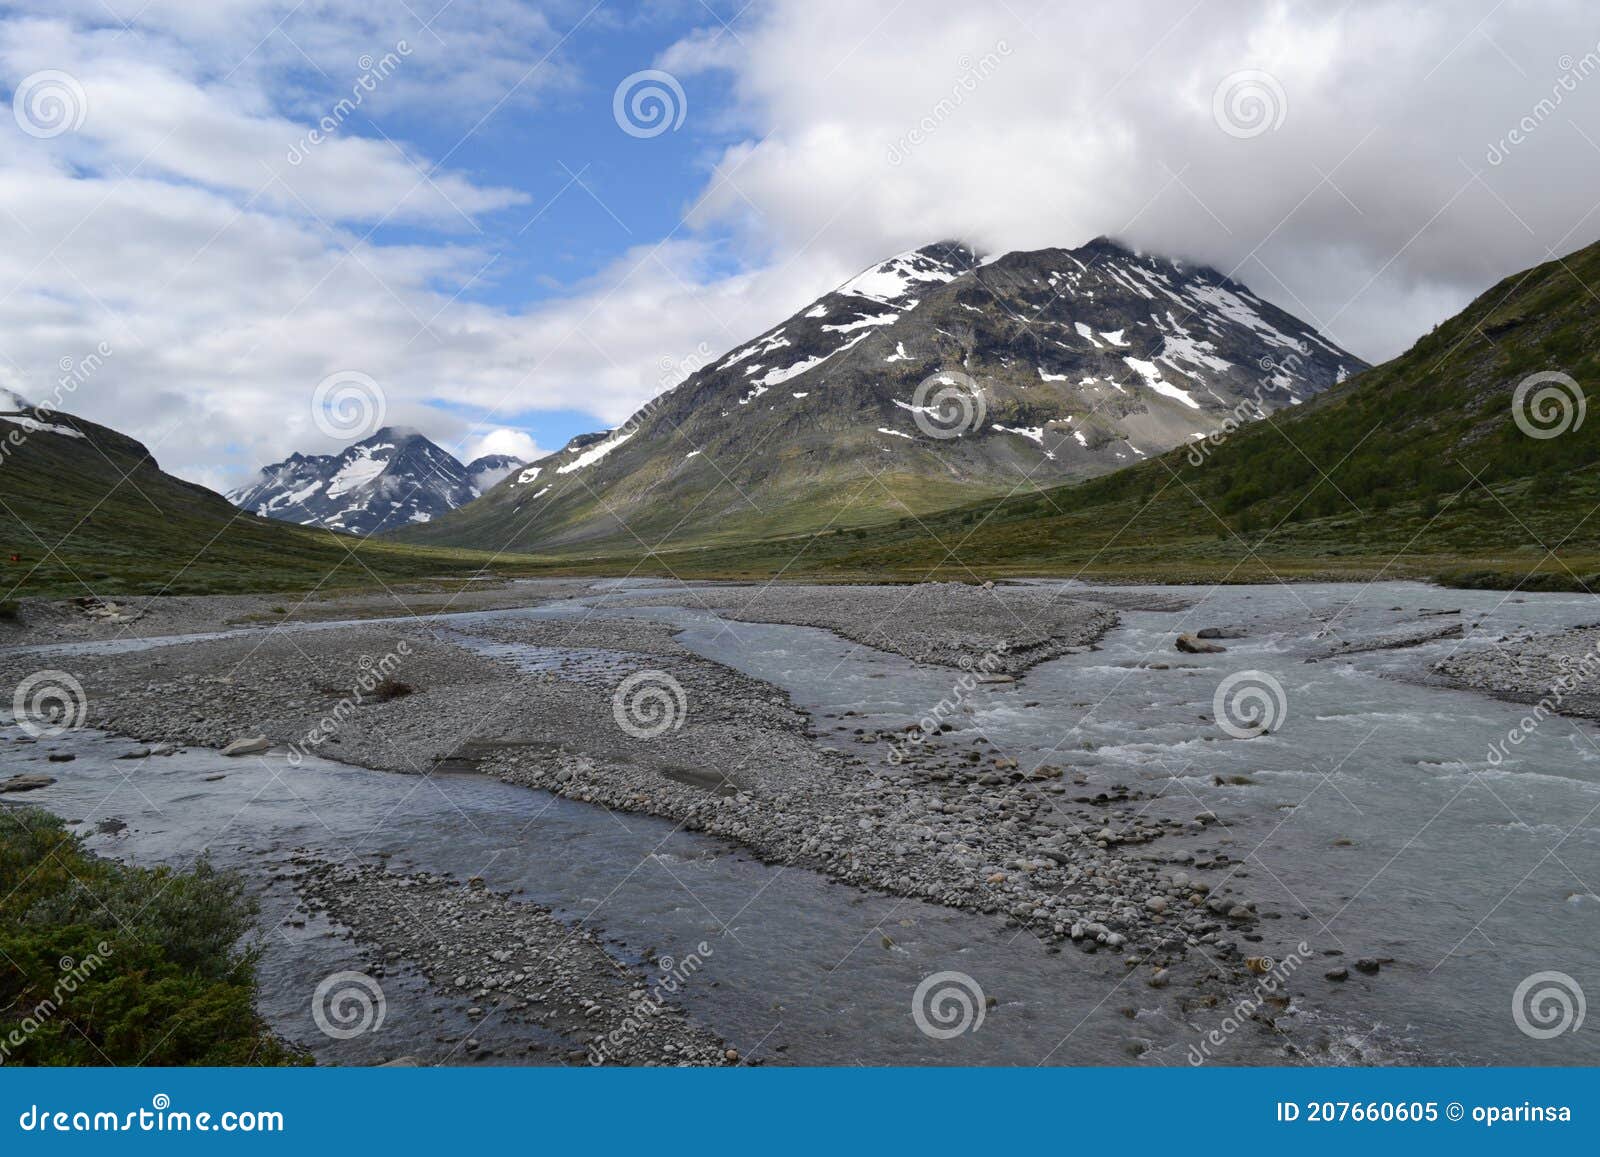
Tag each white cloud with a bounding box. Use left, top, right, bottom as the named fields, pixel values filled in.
left=3, top=0, right=1599, bottom=497
left=463, top=426, right=546, bottom=465
left=672, top=0, right=1600, bottom=361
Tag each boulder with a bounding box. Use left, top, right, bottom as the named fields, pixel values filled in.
left=0, top=773, right=56, bottom=793
left=221, top=735, right=271, bottom=757
left=1196, top=626, right=1248, bottom=639
left=1175, top=633, right=1226, bottom=654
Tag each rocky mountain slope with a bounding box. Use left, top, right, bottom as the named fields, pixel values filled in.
left=565, top=234, right=1600, bottom=589
left=228, top=428, right=523, bottom=535
left=405, top=237, right=1363, bottom=554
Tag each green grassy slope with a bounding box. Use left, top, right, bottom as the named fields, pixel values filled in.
left=515, top=237, right=1600, bottom=589
left=0, top=410, right=535, bottom=599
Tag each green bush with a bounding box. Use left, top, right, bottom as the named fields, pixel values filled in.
left=0, top=808, right=307, bottom=1066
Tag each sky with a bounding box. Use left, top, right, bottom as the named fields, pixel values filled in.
left=2, top=0, right=1599, bottom=491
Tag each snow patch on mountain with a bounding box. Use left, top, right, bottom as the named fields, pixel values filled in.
left=1123, top=356, right=1200, bottom=409
left=555, top=430, right=633, bottom=474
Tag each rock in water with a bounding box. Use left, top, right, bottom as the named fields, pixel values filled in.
left=1, top=773, right=56, bottom=792
left=1175, top=633, right=1226, bottom=654
left=1196, top=626, right=1247, bottom=639
left=222, top=735, right=271, bottom=756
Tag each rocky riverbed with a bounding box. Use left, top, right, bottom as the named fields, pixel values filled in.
left=0, top=578, right=599, bottom=646
left=292, top=857, right=735, bottom=1066
left=610, top=582, right=1121, bottom=673
left=1430, top=621, right=1600, bottom=718
left=0, top=580, right=1376, bottom=1062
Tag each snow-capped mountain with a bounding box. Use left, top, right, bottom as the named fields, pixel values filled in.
left=405, top=237, right=1365, bottom=553
left=228, top=428, right=524, bottom=536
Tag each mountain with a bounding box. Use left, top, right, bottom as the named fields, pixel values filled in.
left=465, top=453, right=523, bottom=492
left=561, top=234, right=1600, bottom=589
left=404, top=237, right=1363, bottom=554
left=0, top=399, right=525, bottom=599
left=228, top=428, right=523, bottom=536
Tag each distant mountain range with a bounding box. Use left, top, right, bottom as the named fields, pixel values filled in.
left=227, top=428, right=523, bottom=536
left=403, top=237, right=1363, bottom=554
left=8, top=234, right=1594, bottom=600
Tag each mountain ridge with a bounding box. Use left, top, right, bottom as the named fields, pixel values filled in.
left=403, top=235, right=1364, bottom=555
left=526, top=232, right=1600, bottom=589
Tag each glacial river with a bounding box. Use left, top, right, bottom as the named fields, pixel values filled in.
left=4, top=581, right=1596, bottom=1066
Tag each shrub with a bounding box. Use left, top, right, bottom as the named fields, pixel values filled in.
left=0, top=808, right=307, bottom=1066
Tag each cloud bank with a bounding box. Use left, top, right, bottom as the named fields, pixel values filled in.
left=1, top=0, right=1597, bottom=491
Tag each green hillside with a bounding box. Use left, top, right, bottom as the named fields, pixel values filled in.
left=0, top=409, right=533, bottom=599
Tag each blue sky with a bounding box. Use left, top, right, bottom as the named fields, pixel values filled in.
left=2, top=1, right=1598, bottom=490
